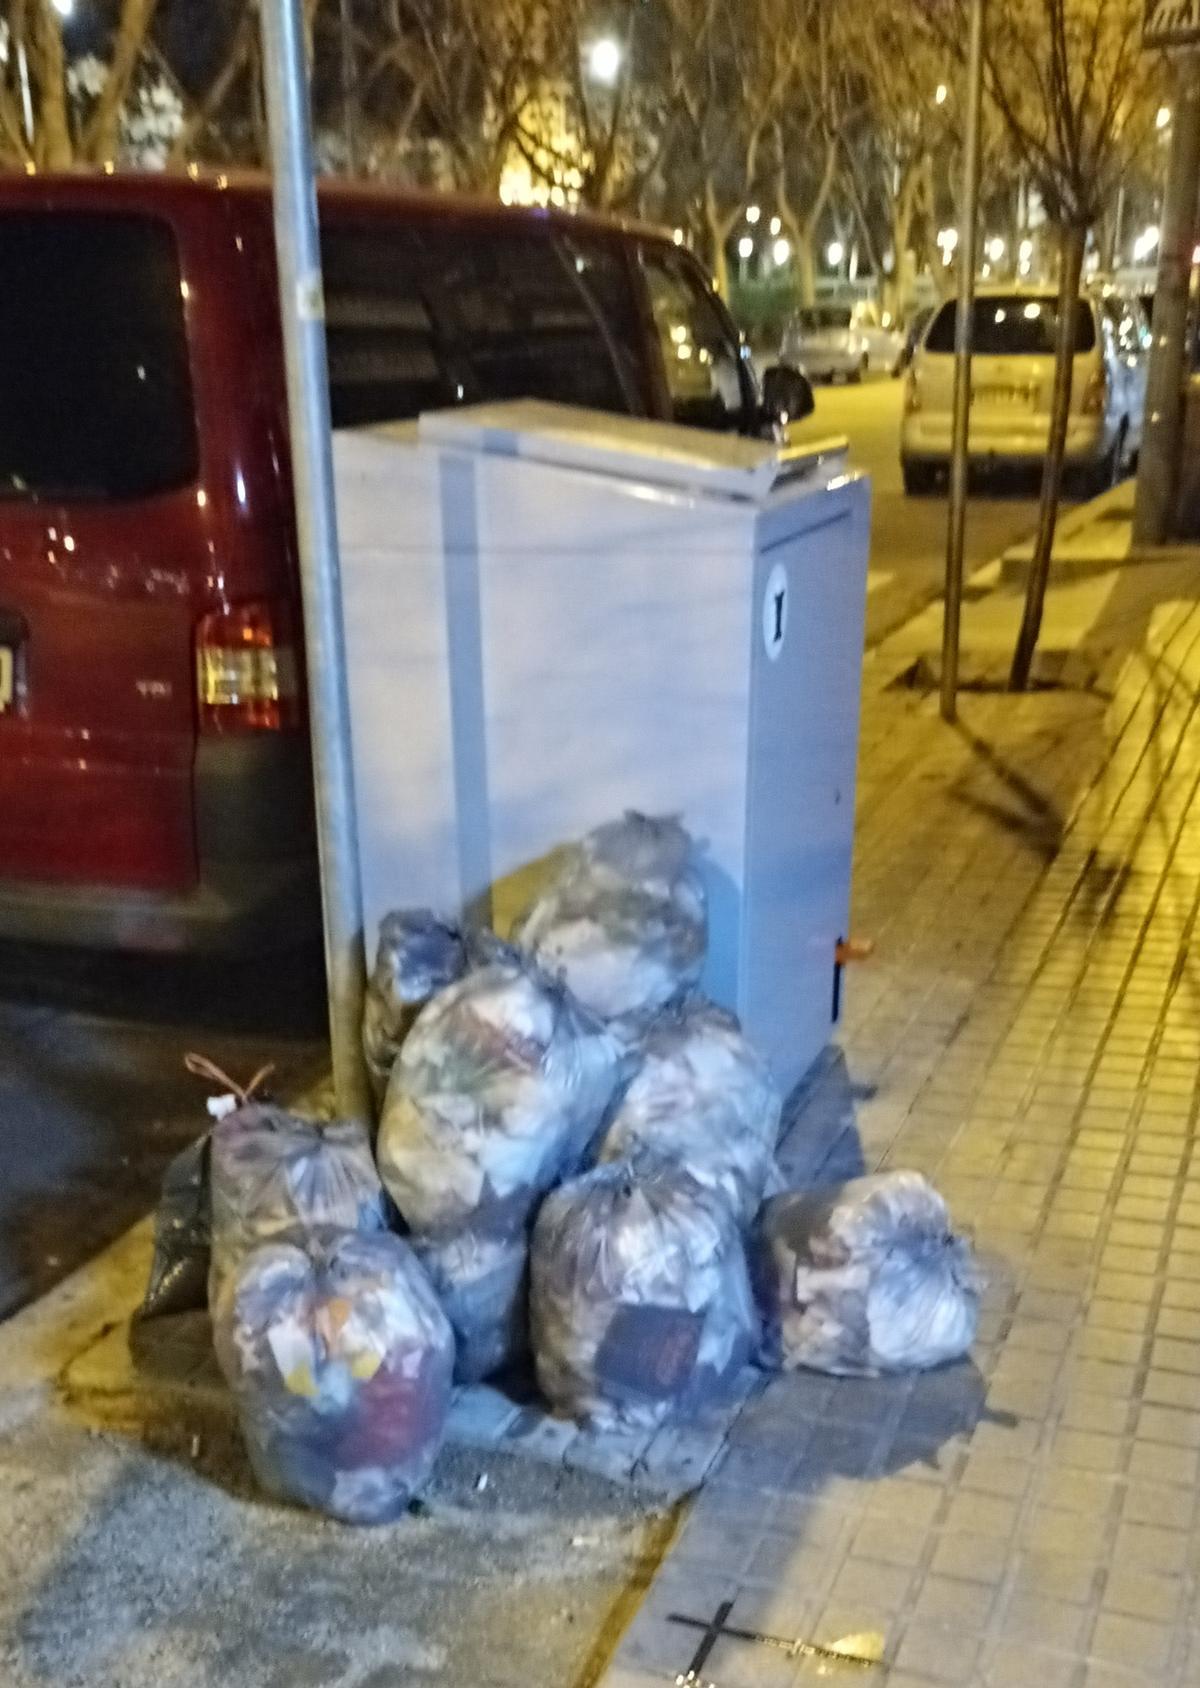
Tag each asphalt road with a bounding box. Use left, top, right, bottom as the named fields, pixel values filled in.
left=791, top=374, right=1047, bottom=645
left=0, top=379, right=1049, bottom=1323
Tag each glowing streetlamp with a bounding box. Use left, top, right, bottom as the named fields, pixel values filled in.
left=1157, top=106, right=1172, bottom=131
left=587, top=37, right=622, bottom=86
left=773, top=237, right=791, bottom=266
left=746, top=204, right=761, bottom=225
left=935, top=84, right=948, bottom=105
left=985, top=235, right=1005, bottom=263
left=737, top=235, right=754, bottom=260
left=769, top=215, right=782, bottom=237
left=826, top=240, right=845, bottom=268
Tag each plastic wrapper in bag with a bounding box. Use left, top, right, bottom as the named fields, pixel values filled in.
left=364, top=910, right=470, bottom=1107
left=377, top=942, right=622, bottom=1238
left=514, top=813, right=707, bottom=1028
left=531, top=1159, right=758, bottom=1431
left=596, top=1001, right=781, bottom=1226
left=214, top=1229, right=454, bottom=1523
left=411, top=1227, right=529, bottom=1384
left=138, top=1135, right=211, bottom=1320
left=753, top=1172, right=980, bottom=1377
left=209, top=1107, right=391, bottom=1307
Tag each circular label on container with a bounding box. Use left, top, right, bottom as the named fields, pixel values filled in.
left=762, top=561, right=789, bottom=661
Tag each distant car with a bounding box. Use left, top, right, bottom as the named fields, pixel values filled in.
left=781, top=305, right=868, bottom=383
left=850, top=301, right=906, bottom=376
left=901, top=286, right=1149, bottom=495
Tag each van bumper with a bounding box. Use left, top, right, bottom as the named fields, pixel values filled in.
left=902, top=414, right=1111, bottom=469
left=0, top=738, right=322, bottom=954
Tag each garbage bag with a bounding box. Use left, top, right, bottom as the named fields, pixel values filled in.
left=753, top=1172, right=980, bottom=1377
left=531, top=1159, right=758, bottom=1431
left=411, top=1227, right=529, bottom=1384
left=514, top=813, right=707, bottom=1028
left=209, top=1107, right=391, bottom=1307
left=138, top=1135, right=211, bottom=1320
left=377, top=942, right=622, bottom=1239
left=364, top=910, right=470, bottom=1108
left=596, top=1001, right=781, bottom=1226
left=214, top=1229, right=454, bottom=1523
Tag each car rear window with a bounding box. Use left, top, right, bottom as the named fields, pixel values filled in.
left=0, top=212, right=198, bottom=501
left=321, top=221, right=642, bottom=427
left=797, top=308, right=852, bottom=332
left=925, top=295, right=1096, bottom=356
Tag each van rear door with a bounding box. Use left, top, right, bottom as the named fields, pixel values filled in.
left=0, top=207, right=202, bottom=893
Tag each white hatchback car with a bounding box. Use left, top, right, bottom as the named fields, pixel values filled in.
left=781, top=305, right=869, bottom=383
left=901, top=287, right=1149, bottom=494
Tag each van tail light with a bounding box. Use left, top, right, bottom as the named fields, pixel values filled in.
left=1082, top=370, right=1107, bottom=415
left=196, top=600, right=300, bottom=732
left=904, top=370, right=921, bottom=415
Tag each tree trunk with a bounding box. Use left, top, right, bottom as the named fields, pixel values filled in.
left=703, top=177, right=737, bottom=300
left=794, top=235, right=817, bottom=308
left=1009, top=220, right=1087, bottom=691
left=33, top=2, right=72, bottom=168
left=82, top=0, right=162, bottom=162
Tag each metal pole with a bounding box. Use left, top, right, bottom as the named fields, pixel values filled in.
left=259, top=0, right=372, bottom=1123
left=941, top=0, right=985, bottom=724
left=1134, top=54, right=1200, bottom=547
left=339, top=0, right=358, bottom=174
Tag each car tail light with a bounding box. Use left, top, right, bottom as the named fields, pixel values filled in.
left=196, top=600, right=300, bottom=732
left=904, top=370, right=921, bottom=415
left=1082, top=370, right=1107, bottom=415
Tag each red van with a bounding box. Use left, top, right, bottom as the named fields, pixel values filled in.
left=0, top=173, right=809, bottom=952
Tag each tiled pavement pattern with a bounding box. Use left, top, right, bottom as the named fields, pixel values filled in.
left=602, top=586, right=1200, bottom=1688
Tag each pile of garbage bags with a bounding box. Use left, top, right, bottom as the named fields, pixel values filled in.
left=144, top=812, right=979, bottom=1524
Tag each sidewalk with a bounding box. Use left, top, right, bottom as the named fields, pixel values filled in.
left=603, top=538, right=1200, bottom=1687
left=3, top=517, right=1200, bottom=1688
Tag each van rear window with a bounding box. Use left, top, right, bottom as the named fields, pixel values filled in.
left=0, top=213, right=198, bottom=501
left=925, top=295, right=1096, bottom=356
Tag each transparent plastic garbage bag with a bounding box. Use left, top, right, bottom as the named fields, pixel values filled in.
left=214, top=1229, right=454, bottom=1523
left=209, top=1107, right=391, bottom=1307
left=596, top=1001, right=781, bottom=1226
left=411, top=1226, right=529, bottom=1384
left=531, top=1158, right=757, bottom=1431
left=753, top=1172, right=981, bottom=1377
left=363, top=910, right=470, bottom=1108
left=514, top=813, right=707, bottom=1029
left=377, top=941, right=622, bottom=1239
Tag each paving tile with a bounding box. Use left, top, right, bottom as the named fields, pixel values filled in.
left=983, top=1641, right=1081, bottom=1688
left=893, top=1625, right=982, bottom=1684
left=996, top=1588, right=1089, bottom=1650
left=1090, top=1612, right=1176, bottom=1673
left=928, top=1531, right=1011, bottom=1586
left=1119, top=1479, right=1196, bottom=1531
left=1111, top=1521, right=1190, bottom=1575
left=1135, top=1402, right=1200, bottom=1447
left=1101, top=1566, right=1183, bottom=1624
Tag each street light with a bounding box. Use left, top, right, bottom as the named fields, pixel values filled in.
left=773, top=237, right=791, bottom=265
left=1018, top=237, right=1034, bottom=262
left=737, top=235, right=754, bottom=260
left=587, top=37, right=622, bottom=86
left=1134, top=225, right=1160, bottom=262
left=1157, top=105, right=1172, bottom=131
left=51, top=0, right=73, bottom=14
left=827, top=240, right=845, bottom=268
left=985, top=235, right=1005, bottom=262
left=935, top=84, right=948, bottom=105
left=769, top=215, right=782, bottom=236
left=746, top=204, right=761, bottom=225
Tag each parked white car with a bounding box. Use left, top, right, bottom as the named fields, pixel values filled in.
left=850, top=301, right=905, bottom=376
left=781, top=306, right=869, bottom=383
left=901, top=286, right=1149, bottom=494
